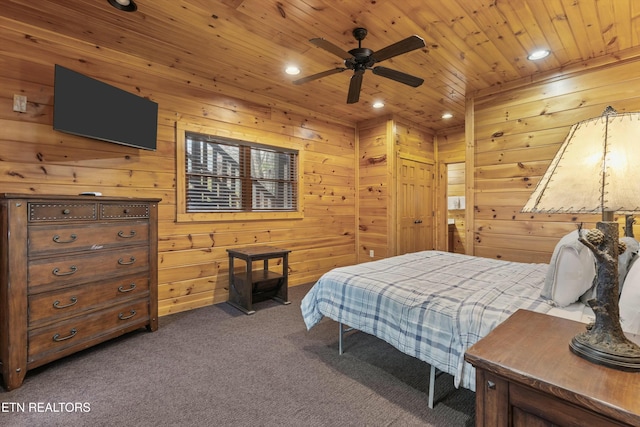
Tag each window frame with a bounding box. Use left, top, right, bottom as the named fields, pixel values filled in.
left=176, top=121, right=304, bottom=222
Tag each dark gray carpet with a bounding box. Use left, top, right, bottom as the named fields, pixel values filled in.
left=0, top=283, right=475, bottom=426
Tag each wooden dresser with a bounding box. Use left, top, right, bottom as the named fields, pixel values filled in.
left=0, top=194, right=160, bottom=390
left=465, top=309, right=640, bottom=427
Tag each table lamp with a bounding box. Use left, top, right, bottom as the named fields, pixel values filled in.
left=522, top=106, right=640, bottom=371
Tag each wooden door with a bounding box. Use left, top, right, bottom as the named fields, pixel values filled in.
left=397, top=156, right=434, bottom=255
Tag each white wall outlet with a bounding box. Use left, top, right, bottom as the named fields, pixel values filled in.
left=13, top=94, right=27, bottom=113
left=369, top=249, right=374, bottom=258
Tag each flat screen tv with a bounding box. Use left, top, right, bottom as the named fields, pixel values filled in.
left=53, top=64, right=158, bottom=151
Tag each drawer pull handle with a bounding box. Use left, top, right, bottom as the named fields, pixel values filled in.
left=118, top=230, right=136, bottom=238
left=118, top=283, right=137, bottom=293
left=118, top=256, right=136, bottom=266
left=52, top=265, right=78, bottom=276
left=53, top=233, right=77, bottom=244
left=62, top=208, right=71, bottom=215
left=53, top=328, right=77, bottom=342
left=123, top=208, right=130, bottom=214
left=119, top=310, right=137, bottom=320
left=487, top=380, right=496, bottom=390
left=53, top=297, right=78, bottom=309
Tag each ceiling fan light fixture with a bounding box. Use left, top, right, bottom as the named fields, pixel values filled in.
left=108, top=0, right=137, bottom=12
left=527, top=49, right=550, bottom=61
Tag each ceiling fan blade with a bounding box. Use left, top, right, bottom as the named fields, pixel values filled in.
left=292, top=68, right=346, bottom=85
left=309, top=38, right=353, bottom=60
left=371, top=35, right=425, bottom=63
left=372, top=66, right=424, bottom=87
left=347, top=70, right=364, bottom=104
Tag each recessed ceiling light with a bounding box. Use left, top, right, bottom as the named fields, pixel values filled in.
left=285, top=66, right=300, bottom=75
left=372, top=101, right=384, bottom=109
left=442, top=112, right=453, bottom=119
left=108, top=0, right=137, bottom=12
left=527, top=49, right=550, bottom=61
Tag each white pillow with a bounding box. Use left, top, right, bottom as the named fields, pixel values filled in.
left=620, top=256, right=640, bottom=335
left=619, top=237, right=639, bottom=295
left=543, top=230, right=596, bottom=307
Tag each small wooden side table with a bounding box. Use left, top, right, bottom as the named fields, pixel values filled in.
left=226, top=246, right=291, bottom=315
left=465, top=309, right=640, bottom=427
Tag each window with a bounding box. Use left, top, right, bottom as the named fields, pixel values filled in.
left=176, top=122, right=303, bottom=222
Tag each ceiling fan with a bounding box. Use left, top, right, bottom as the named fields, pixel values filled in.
left=293, top=27, right=426, bottom=104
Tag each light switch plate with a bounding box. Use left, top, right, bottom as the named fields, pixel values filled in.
left=13, top=94, right=27, bottom=113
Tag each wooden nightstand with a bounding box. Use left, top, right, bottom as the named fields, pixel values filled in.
left=464, top=309, right=640, bottom=427
left=226, top=246, right=290, bottom=315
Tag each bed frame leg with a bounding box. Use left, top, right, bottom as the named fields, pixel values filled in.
left=338, top=322, right=355, bottom=355
left=428, top=365, right=436, bottom=409
left=339, top=321, right=437, bottom=409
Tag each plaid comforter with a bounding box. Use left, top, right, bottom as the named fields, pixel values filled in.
left=300, top=251, right=552, bottom=391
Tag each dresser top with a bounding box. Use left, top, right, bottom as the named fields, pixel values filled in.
left=0, top=193, right=161, bottom=202
left=465, top=309, right=640, bottom=426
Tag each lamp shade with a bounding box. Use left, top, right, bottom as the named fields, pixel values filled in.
left=522, top=107, right=640, bottom=215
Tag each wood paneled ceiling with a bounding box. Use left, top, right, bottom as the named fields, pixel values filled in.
left=4, top=0, right=640, bottom=132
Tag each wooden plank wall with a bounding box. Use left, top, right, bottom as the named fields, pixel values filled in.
left=395, top=119, right=436, bottom=162
left=357, top=117, right=390, bottom=262
left=357, top=116, right=435, bottom=263
left=0, top=18, right=357, bottom=316
left=471, top=57, right=640, bottom=263
left=7, top=7, right=640, bottom=315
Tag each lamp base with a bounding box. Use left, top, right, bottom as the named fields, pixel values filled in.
left=570, top=332, right=640, bottom=372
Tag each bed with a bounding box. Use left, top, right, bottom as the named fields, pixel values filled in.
left=300, top=249, right=639, bottom=408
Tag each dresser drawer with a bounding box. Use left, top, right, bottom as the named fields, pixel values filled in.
left=28, top=299, right=150, bottom=364
left=101, top=203, right=150, bottom=219
left=29, top=202, right=97, bottom=222
left=29, top=221, right=149, bottom=256
left=29, top=273, right=150, bottom=328
left=28, top=246, right=149, bottom=292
